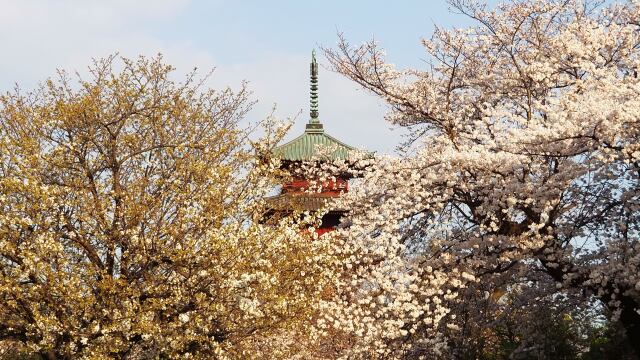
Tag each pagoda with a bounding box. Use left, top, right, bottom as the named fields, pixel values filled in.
left=266, top=50, right=359, bottom=235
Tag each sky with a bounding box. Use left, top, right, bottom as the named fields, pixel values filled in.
left=0, top=0, right=482, bottom=154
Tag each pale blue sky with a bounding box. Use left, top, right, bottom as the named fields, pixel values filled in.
left=0, top=0, right=482, bottom=154
left=155, top=1, right=473, bottom=67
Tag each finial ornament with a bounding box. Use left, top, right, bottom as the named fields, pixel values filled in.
left=310, top=49, right=319, bottom=122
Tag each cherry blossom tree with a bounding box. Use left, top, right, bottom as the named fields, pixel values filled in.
left=321, top=0, right=640, bottom=357
left=0, top=55, right=332, bottom=359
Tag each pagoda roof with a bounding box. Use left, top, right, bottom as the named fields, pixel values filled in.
left=273, top=123, right=355, bottom=162
left=272, top=50, right=356, bottom=162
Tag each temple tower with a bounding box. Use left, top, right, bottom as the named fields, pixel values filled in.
left=266, top=50, right=359, bottom=235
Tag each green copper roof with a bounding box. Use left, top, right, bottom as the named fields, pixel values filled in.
left=272, top=50, right=356, bottom=162
left=273, top=127, right=356, bottom=161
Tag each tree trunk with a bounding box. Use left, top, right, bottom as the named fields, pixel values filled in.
left=619, top=295, right=640, bottom=358
left=542, top=256, right=640, bottom=357
left=42, top=350, right=57, bottom=360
